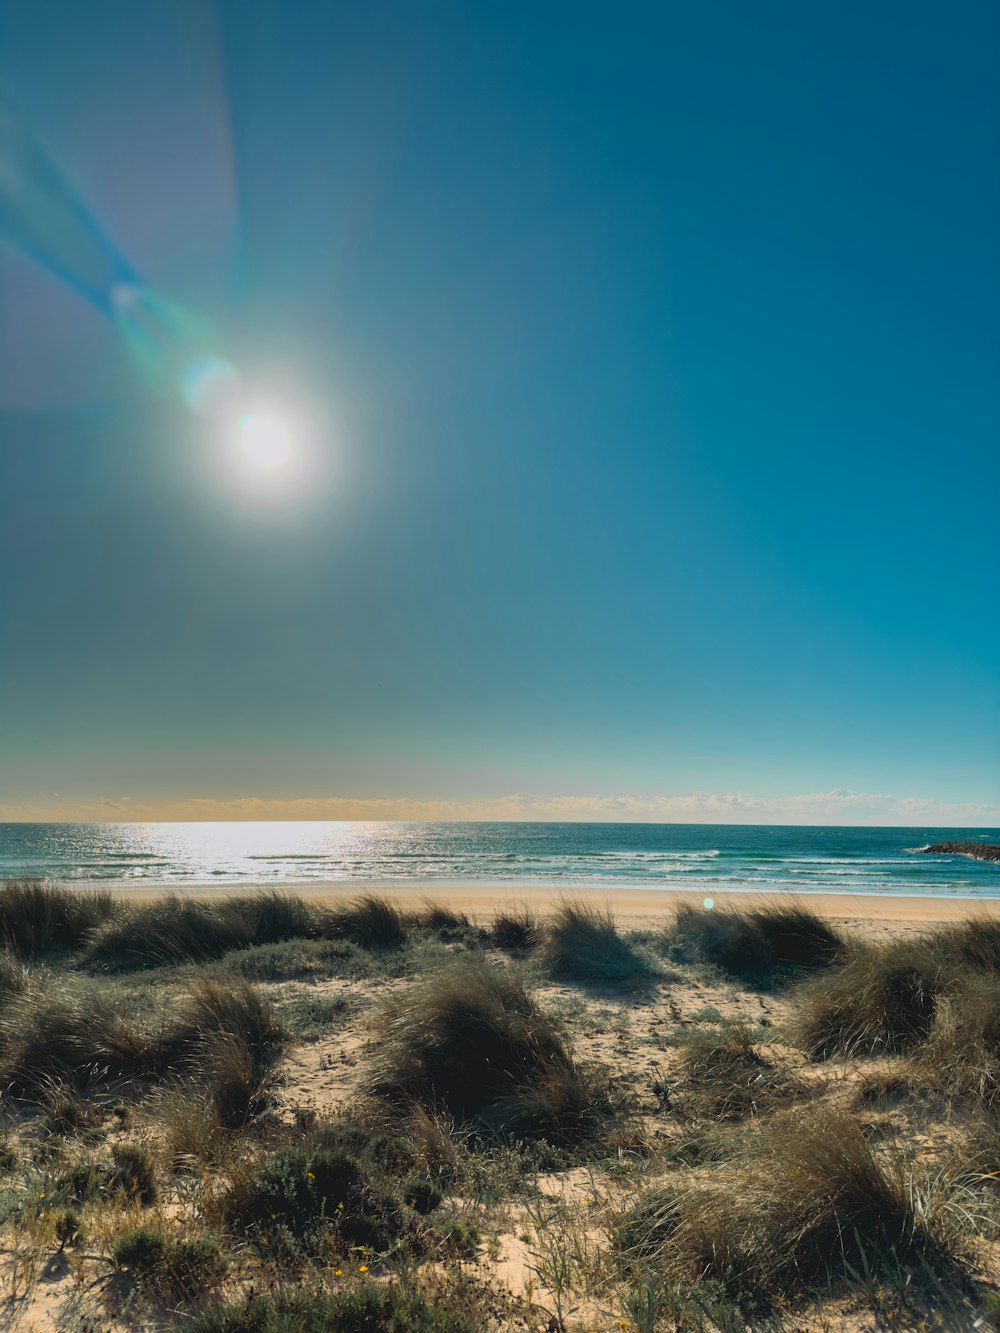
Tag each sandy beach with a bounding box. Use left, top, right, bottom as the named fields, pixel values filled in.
left=109, top=879, right=1000, bottom=932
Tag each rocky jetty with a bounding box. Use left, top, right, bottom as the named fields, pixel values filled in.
left=923, top=842, right=1000, bottom=863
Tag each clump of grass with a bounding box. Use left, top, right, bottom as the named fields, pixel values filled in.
left=676, top=1023, right=798, bottom=1120
left=0, top=980, right=151, bottom=1096
left=538, top=900, right=654, bottom=986
left=85, top=891, right=319, bottom=971
left=86, top=895, right=250, bottom=970
left=416, top=901, right=479, bottom=942
left=55, top=1161, right=104, bottom=1204
left=933, top=917, right=1000, bottom=976
left=673, top=903, right=773, bottom=978
left=320, top=894, right=408, bottom=949
left=223, top=1144, right=406, bottom=1255
left=672, top=900, right=844, bottom=983
left=0, top=879, right=118, bottom=958
left=620, top=1107, right=961, bottom=1306
left=109, top=1143, right=157, bottom=1205
left=162, top=976, right=286, bottom=1128
left=112, top=1222, right=167, bottom=1274
left=368, top=957, right=612, bottom=1144
left=792, top=945, right=941, bottom=1059
left=38, top=1079, right=105, bottom=1137
left=753, top=903, right=845, bottom=969
left=188, top=1286, right=476, bottom=1333
left=489, top=905, right=540, bottom=951
left=0, top=948, right=30, bottom=1000
left=907, top=976, right=1000, bottom=1109
left=0, top=971, right=283, bottom=1122
left=53, top=1207, right=86, bottom=1250
left=614, top=1184, right=683, bottom=1264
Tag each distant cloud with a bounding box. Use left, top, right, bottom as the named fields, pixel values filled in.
left=1, top=788, right=997, bottom=826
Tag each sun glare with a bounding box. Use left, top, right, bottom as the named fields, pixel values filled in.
left=237, top=412, right=293, bottom=471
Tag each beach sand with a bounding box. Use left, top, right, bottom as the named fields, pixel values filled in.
left=111, top=879, right=1000, bottom=933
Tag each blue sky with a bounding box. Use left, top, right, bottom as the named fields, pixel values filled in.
left=1, top=1, right=998, bottom=824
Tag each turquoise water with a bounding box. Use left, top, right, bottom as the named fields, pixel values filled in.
left=0, top=822, right=997, bottom=897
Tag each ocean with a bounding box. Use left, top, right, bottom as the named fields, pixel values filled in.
left=0, top=822, right=997, bottom=897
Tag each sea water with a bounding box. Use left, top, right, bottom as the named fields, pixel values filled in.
left=0, top=822, right=997, bottom=897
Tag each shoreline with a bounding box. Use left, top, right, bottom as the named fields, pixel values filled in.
left=84, top=879, right=1000, bottom=930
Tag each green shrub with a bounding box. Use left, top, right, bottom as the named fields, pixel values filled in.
left=538, top=901, right=654, bottom=986
left=112, top=1223, right=167, bottom=1273
left=187, top=1285, right=476, bottom=1333
left=224, top=1146, right=404, bottom=1255
left=160, top=1234, right=226, bottom=1299
left=404, top=1176, right=443, bottom=1214
left=437, top=1218, right=480, bottom=1258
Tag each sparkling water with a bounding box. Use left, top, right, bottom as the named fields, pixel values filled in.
left=0, top=822, right=997, bottom=897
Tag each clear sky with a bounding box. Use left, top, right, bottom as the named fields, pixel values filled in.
left=1, top=1, right=998, bottom=825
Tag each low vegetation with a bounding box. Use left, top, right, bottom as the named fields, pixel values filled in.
left=537, top=900, right=656, bottom=986
left=3, top=879, right=1000, bottom=1331
left=673, top=900, right=845, bottom=983
left=368, top=956, right=614, bottom=1144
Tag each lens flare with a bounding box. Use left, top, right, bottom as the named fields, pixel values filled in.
left=237, top=412, right=293, bottom=471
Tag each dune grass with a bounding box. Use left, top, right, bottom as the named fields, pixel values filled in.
left=673, top=900, right=845, bottom=983
left=489, top=905, right=540, bottom=951
left=0, top=879, right=118, bottom=957
left=791, top=943, right=942, bottom=1059
left=368, top=956, right=612, bottom=1144
left=537, top=900, right=655, bottom=986
left=676, top=1022, right=799, bottom=1120
left=85, top=891, right=320, bottom=971
left=319, top=893, right=409, bottom=949
left=0, top=970, right=285, bottom=1117
left=617, top=1107, right=965, bottom=1308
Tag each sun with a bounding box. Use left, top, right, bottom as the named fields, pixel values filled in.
left=236, top=412, right=294, bottom=471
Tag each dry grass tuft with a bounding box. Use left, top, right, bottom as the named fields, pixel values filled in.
left=489, top=905, right=540, bottom=951
left=320, top=894, right=408, bottom=949
left=0, top=879, right=117, bottom=957
left=673, top=900, right=844, bottom=982
left=538, top=900, right=654, bottom=985
left=676, top=1023, right=800, bottom=1120
left=618, top=1107, right=965, bottom=1309
left=368, top=956, right=612, bottom=1143
left=792, top=944, right=942, bottom=1059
